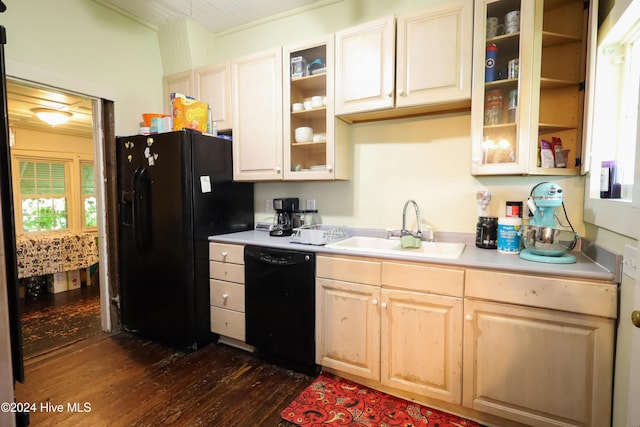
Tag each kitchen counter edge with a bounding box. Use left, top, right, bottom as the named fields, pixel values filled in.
left=208, top=230, right=615, bottom=282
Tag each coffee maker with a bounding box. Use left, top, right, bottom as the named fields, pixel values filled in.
left=270, top=198, right=299, bottom=236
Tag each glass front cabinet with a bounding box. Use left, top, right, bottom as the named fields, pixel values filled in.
left=283, top=35, right=349, bottom=181
left=471, top=0, right=597, bottom=175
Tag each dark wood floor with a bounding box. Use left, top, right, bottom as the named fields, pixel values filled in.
left=20, top=283, right=102, bottom=359
left=15, top=332, right=313, bottom=426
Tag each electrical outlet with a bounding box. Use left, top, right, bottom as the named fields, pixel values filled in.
left=266, top=199, right=272, bottom=212
left=623, top=244, right=639, bottom=280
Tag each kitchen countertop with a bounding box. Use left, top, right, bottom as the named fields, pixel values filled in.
left=209, top=230, right=615, bottom=282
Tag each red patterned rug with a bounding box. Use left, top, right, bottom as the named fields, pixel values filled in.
left=281, top=373, right=480, bottom=427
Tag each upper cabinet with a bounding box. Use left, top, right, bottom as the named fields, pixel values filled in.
left=162, top=70, right=195, bottom=114
left=231, top=47, right=283, bottom=181
left=194, top=61, right=233, bottom=131
left=470, top=0, right=596, bottom=175
left=283, top=35, right=349, bottom=181
left=335, top=1, right=474, bottom=123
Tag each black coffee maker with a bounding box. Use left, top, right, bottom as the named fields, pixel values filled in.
left=270, top=198, right=299, bottom=236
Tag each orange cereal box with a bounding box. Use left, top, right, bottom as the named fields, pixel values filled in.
left=171, top=96, right=208, bottom=133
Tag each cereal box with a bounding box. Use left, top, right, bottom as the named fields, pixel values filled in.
left=172, top=95, right=208, bottom=133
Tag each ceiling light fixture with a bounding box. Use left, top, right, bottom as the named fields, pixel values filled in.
left=32, top=108, right=72, bottom=126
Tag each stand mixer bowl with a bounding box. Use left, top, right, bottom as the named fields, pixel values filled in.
left=520, top=225, right=578, bottom=257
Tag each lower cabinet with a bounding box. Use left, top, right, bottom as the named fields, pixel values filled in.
left=316, top=255, right=464, bottom=404
left=316, top=258, right=617, bottom=427
left=209, top=242, right=246, bottom=342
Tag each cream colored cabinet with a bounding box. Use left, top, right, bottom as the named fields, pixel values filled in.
left=335, top=16, right=396, bottom=116
left=335, top=1, right=473, bottom=122
left=316, top=255, right=381, bottom=380
left=463, top=269, right=616, bottom=427
left=283, top=35, right=349, bottom=180
left=209, top=243, right=246, bottom=342
left=231, top=47, right=283, bottom=181
left=194, top=61, right=232, bottom=131
left=471, top=0, right=597, bottom=175
left=163, top=70, right=195, bottom=114
left=316, top=255, right=464, bottom=404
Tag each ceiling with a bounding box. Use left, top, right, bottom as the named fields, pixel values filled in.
left=96, top=0, right=324, bottom=34
left=7, top=80, right=94, bottom=139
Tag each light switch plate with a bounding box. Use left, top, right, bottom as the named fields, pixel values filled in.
left=623, top=244, right=639, bottom=280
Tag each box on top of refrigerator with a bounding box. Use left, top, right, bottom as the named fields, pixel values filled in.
left=171, top=93, right=208, bottom=133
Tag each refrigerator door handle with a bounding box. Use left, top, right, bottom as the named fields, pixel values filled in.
left=133, top=167, right=152, bottom=253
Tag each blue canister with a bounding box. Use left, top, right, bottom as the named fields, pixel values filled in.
left=485, top=43, right=498, bottom=82
left=497, top=217, right=522, bottom=254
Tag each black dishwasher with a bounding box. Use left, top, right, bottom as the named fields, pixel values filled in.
left=244, top=245, right=316, bottom=373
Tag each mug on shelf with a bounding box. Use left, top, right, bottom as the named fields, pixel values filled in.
left=505, top=10, right=520, bottom=34
left=486, top=17, right=504, bottom=38
left=507, top=58, right=519, bottom=79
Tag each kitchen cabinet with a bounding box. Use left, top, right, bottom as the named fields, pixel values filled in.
left=470, top=0, right=597, bottom=175
left=463, top=269, right=616, bottom=427
left=316, top=255, right=464, bottom=404
left=163, top=70, right=195, bottom=114
left=231, top=47, right=283, bottom=181
left=209, top=242, right=246, bottom=342
left=335, top=1, right=473, bottom=123
left=194, top=61, right=232, bottom=131
left=283, top=35, right=349, bottom=180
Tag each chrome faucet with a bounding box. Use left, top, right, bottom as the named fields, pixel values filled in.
left=401, top=199, right=422, bottom=239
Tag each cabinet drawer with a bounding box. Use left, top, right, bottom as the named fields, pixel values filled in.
left=210, top=280, right=245, bottom=312
left=381, top=261, right=464, bottom=297
left=209, top=261, right=244, bottom=283
left=317, top=255, right=381, bottom=286
left=210, top=307, right=245, bottom=341
left=465, top=269, right=617, bottom=318
left=209, top=242, right=244, bottom=264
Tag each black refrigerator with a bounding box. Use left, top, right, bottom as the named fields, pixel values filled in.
left=116, top=129, right=253, bottom=350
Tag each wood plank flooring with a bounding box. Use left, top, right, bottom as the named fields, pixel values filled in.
left=15, top=332, right=312, bottom=426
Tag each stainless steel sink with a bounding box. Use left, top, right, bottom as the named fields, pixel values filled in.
left=324, top=236, right=465, bottom=260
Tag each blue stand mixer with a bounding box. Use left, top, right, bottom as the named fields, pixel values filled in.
left=519, top=182, right=579, bottom=264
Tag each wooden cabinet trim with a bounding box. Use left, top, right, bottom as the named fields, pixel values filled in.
left=381, top=260, right=465, bottom=297
left=317, top=255, right=381, bottom=286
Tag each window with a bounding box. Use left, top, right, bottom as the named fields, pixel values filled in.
left=18, top=160, right=69, bottom=232
left=584, top=0, right=640, bottom=239
left=80, top=162, right=97, bottom=229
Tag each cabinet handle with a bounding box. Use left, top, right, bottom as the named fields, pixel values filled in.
left=221, top=251, right=228, bottom=258
left=465, top=314, right=473, bottom=321
left=372, top=299, right=378, bottom=305
left=327, top=165, right=333, bottom=172
left=632, top=310, right=640, bottom=328
left=381, top=302, right=387, bottom=309
left=387, top=92, right=393, bottom=98
left=275, top=166, right=282, bottom=173
left=222, top=293, right=229, bottom=300
left=397, top=90, right=407, bottom=97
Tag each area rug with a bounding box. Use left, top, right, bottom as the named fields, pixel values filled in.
left=281, top=372, right=480, bottom=427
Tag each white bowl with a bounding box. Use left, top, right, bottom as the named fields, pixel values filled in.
left=311, top=96, right=323, bottom=108
left=292, top=103, right=303, bottom=111
left=303, top=101, right=313, bottom=110
left=294, top=127, right=313, bottom=143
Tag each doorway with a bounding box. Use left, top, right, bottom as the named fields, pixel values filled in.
left=6, top=78, right=108, bottom=359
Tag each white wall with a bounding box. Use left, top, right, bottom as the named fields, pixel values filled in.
left=2, top=0, right=164, bottom=136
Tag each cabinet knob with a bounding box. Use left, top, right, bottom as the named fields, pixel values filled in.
left=221, top=251, right=228, bottom=258
left=632, top=310, right=640, bottom=328
left=372, top=299, right=378, bottom=305
left=275, top=166, right=282, bottom=173
left=397, top=90, right=407, bottom=97
left=387, top=92, right=393, bottom=98
left=327, top=165, right=333, bottom=172
left=465, top=314, right=473, bottom=321
left=222, top=293, right=229, bottom=300
left=381, top=302, right=388, bottom=309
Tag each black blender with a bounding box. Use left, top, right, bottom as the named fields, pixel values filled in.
left=270, top=198, right=299, bottom=236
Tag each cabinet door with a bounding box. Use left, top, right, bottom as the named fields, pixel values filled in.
left=163, top=70, right=195, bottom=114
left=195, top=61, right=232, bottom=131
left=316, top=278, right=380, bottom=381
left=335, top=15, right=395, bottom=115
left=231, top=47, right=283, bottom=181
left=463, top=299, right=614, bottom=427
left=381, top=289, right=463, bottom=404
left=396, top=0, right=473, bottom=108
